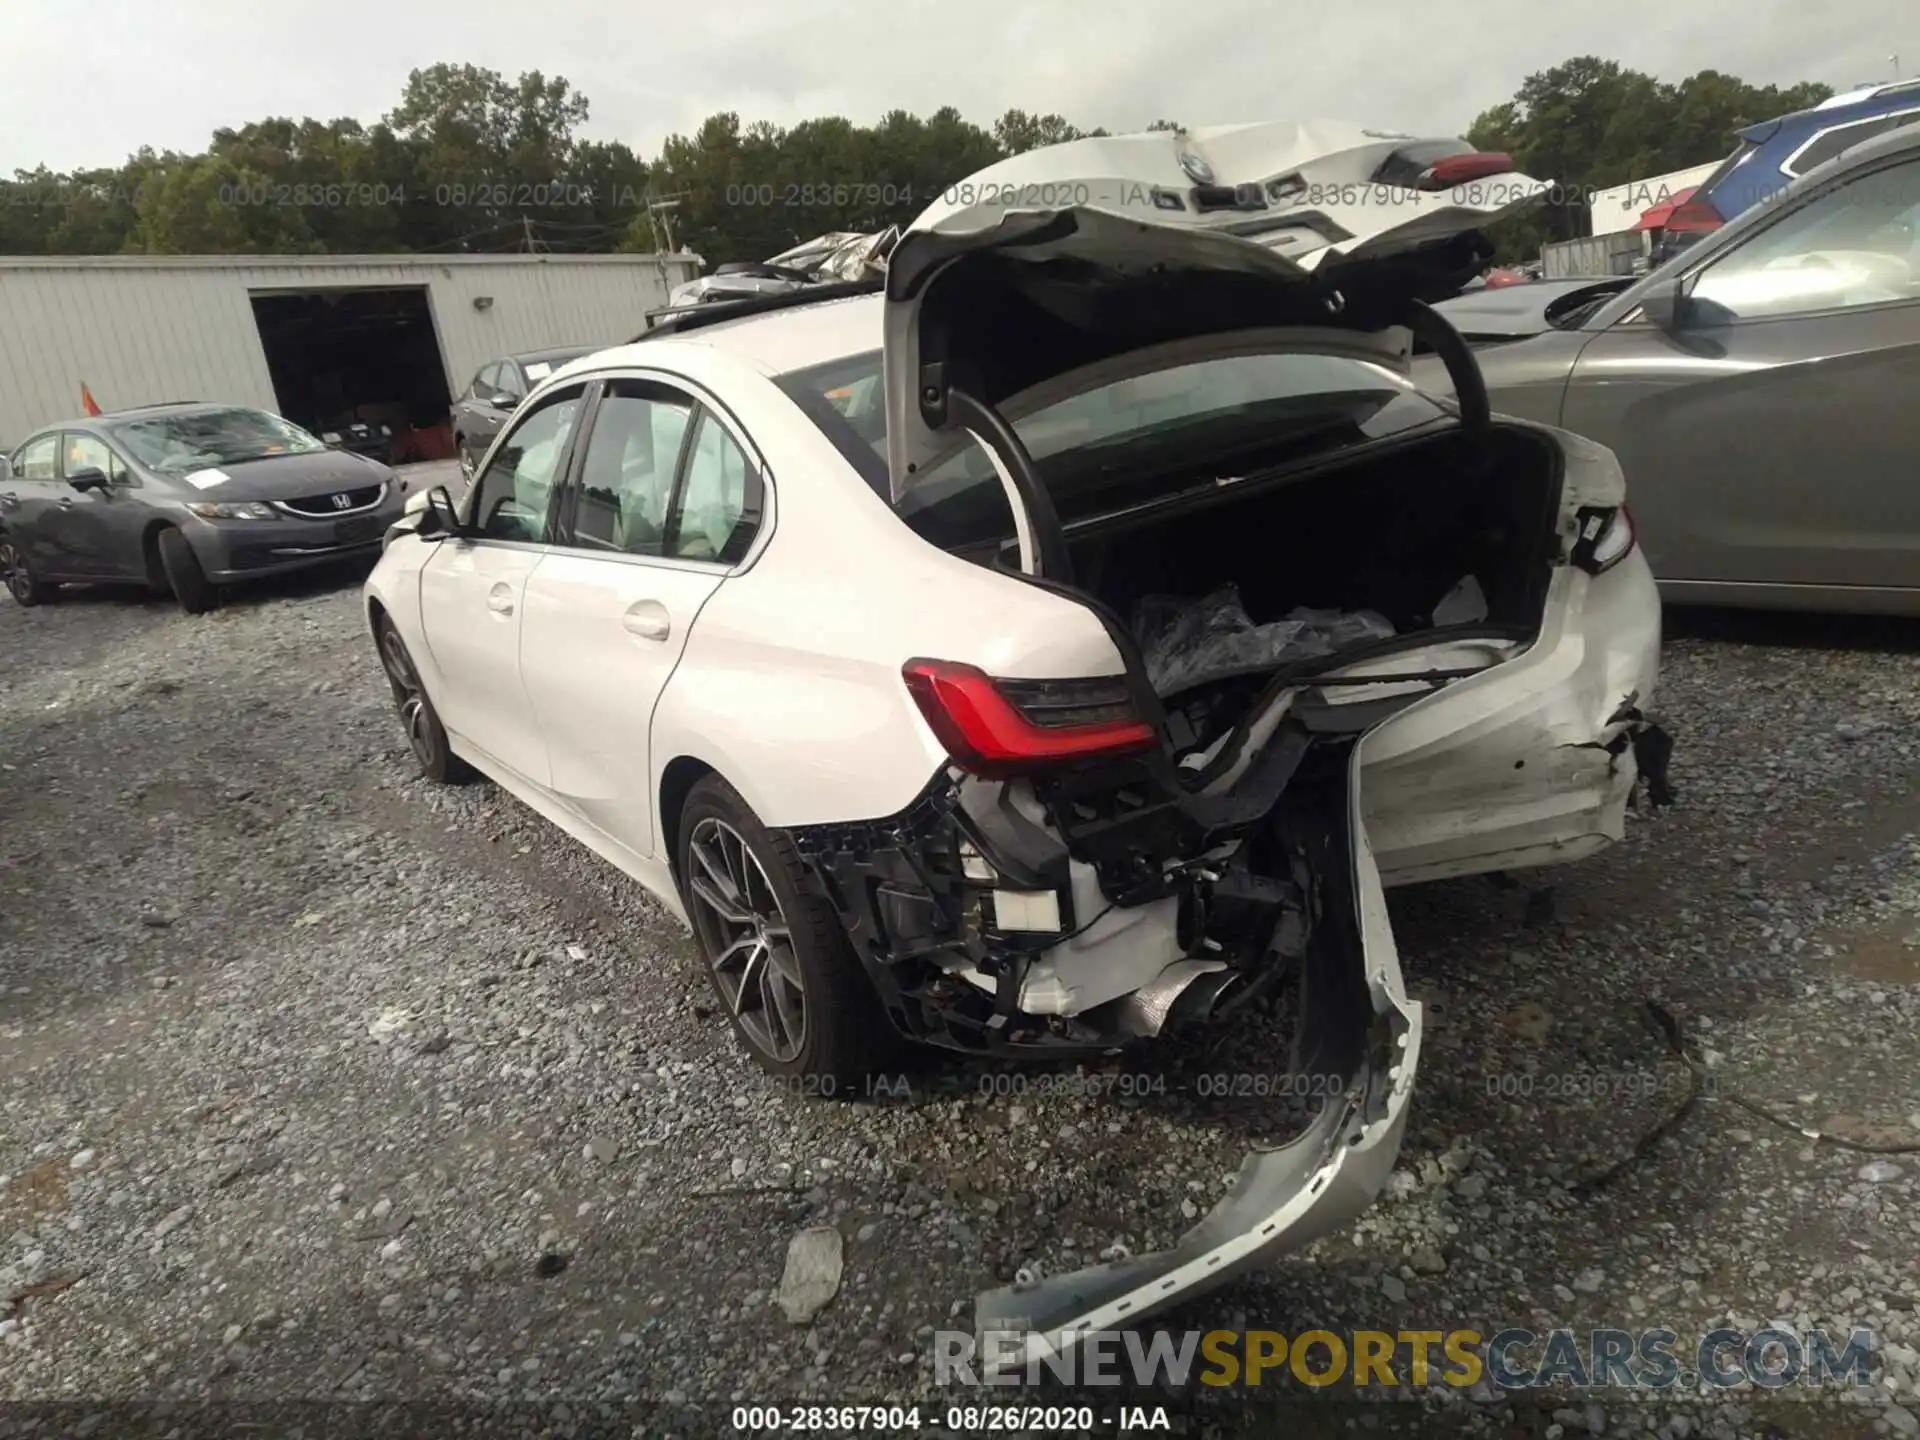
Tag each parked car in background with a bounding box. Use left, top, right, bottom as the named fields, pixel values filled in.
left=654, top=228, right=899, bottom=315
left=451, top=348, right=596, bottom=480
left=1434, top=275, right=1634, bottom=342
left=1673, top=78, right=1920, bottom=242
left=319, top=417, right=397, bottom=465
left=1, top=402, right=405, bottom=613
left=365, top=119, right=1668, bottom=1367
left=1418, top=120, right=1920, bottom=614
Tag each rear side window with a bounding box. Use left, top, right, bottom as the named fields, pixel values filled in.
left=671, top=412, right=763, bottom=564
left=1693, top=140, right=1763, bottom=217
left=1786, top=109, right=1920, bottom=179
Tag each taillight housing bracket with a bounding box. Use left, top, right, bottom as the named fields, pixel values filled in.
left=1570, top=505, right=1637, bottom=575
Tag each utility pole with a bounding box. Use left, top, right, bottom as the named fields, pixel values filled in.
left=519, top=215, right=547, bottom=254
left=644, top=190, right=691, bottom=295
left=645, top=191, right=686, bottom=254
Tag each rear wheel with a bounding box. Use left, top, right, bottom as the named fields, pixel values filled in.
left=678, top=775, right=892, bottom=1085
left=155, top=527, right=217, bottom=614
left=0, top=536, right=52, bottom=607
left=376, top=615, right=475, bottom=784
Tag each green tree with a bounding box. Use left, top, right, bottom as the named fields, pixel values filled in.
left=1466, top=56, right=1834, bottom=261
left=992, top=109, right=1093, bottom=155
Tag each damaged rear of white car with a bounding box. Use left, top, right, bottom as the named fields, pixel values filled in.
left=848, top=124, right=1672, bottom=1368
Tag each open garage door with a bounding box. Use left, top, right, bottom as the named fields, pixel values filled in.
left=250, top=287, right=455, bottom=464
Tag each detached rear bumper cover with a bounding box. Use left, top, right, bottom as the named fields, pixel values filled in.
left=975, top=744, right=1422, bottom=1366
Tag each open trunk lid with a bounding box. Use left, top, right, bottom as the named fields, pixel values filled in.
left=884, top=120, right=1550, bottom=500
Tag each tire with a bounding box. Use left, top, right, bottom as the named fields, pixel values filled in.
left=457, top=437, right=478, bottom=482
left=678, top=774, right=894, bottom=1085
left=155, top=527, right=218, bottom=614
left=375, top=615, right=476, bottom=785
left=0, top=535, right=52, bottom=607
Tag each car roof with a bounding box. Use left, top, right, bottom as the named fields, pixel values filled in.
left=1784, top=110, right=1920, bottom=183
left=510, top=346, right=597, bottom=366
left=626, top=293, right=882, bottom=376
left=13, top=401, right=245, bottom=441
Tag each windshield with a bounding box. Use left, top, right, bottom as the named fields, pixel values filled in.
left=777, top=348, right=1445, bottom=550
left=112, top=408, right=327, bottom=473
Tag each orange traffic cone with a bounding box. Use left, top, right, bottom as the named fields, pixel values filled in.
left=80, top=383, right=102, bottom=417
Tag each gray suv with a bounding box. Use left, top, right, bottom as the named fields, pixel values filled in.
left=0, top=402, right=405, bottom=613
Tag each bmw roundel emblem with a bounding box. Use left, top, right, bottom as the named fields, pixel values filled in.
left=1177, top=148, right=1214, bottom=184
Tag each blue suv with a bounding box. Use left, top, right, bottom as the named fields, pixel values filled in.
left=1683, top=79, right=1920, bottom=229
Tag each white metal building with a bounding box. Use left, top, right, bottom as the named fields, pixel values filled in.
left=0, top=252, right=702, bottom=445
left=1587, top=161, right=1721, bottom=238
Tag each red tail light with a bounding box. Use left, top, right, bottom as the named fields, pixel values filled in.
left=1664, top=199, right=1724, bottom=234
left=902, top=660, right=1156, bottom=778
left=1419, top=152, right=1514, bottom=189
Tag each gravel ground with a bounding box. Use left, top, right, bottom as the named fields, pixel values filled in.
left=4, top=566, right=1920, bottom=1439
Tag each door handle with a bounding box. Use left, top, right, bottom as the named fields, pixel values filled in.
left=486, top=582, right=514, bottom=616
left=622, top=599, right=671, bottom=642
left=58, top=498, right=74, bottom=509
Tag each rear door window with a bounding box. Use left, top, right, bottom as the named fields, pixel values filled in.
left=1785, top=109, right=1920, bottom=179
left=669, top=411, right=764, bottom=564
left=565, top=382, right=696, bottom=557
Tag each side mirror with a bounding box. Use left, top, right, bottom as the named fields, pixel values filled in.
left=1635, top=277, right=1688, bottom=332
left=413, top=484, right=467, bottom=540
left=403, top=486, right=432, bottom=517
left=488, top=392, right=521, bottom=412
left=67, top=466, right=110, bottom=493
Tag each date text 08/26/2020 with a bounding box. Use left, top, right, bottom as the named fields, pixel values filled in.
left=728, top=1404, right=1172, bottom=1433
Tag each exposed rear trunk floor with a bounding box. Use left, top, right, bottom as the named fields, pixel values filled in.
left=1066, top=424, right=1563, bottom=669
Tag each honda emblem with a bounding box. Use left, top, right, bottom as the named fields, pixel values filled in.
left=329, top=493, right=352, bottom=510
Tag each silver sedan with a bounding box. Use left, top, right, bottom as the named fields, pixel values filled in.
left=1420, top=120, right=1920, bottom=615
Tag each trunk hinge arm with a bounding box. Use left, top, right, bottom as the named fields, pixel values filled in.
left=1403, top=299, right=1489, bottom=436
left=921, top=366, right=1076, bottom=584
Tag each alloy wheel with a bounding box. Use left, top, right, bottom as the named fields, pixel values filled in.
left=458, top=446, right=476, bottom=481
left=686, top=817, right=807, bottom=1063
left=378, top=625, right=438, bottom=771
left=0, top=542, right=31, bottom=604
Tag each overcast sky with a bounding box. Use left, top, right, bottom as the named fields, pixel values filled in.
left=4, top=0, right=1913, bottom=174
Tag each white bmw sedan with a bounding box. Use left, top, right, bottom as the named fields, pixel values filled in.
left=365, top=122, right=1670, bottom=1358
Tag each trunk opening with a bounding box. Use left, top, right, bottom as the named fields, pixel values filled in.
left=1062, top=420, right=1564, bottom=756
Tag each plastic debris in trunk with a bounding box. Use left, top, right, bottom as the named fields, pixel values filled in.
left=1133, top=586, right=1396, bottom=697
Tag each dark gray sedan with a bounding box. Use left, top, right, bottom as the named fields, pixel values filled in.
left=450, top=347, right=595, bottom=482
left=0, top=402, right=405, bottom=613
left=1420, top=121, right=1920, bottom=614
